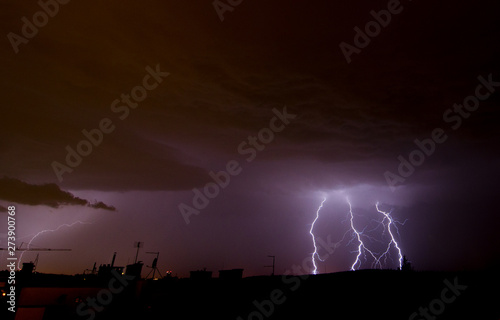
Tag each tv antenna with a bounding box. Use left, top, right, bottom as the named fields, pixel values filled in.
left=265, top=255, right=275, bottom=276
left=133, top=241, right=143, bottom=263
left=145, top=252, right=163, bottom=279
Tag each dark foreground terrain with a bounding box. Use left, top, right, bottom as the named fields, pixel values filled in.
left=1, top=269, right=499, bottom=320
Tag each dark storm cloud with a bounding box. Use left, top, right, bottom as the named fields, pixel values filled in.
left=0, top=0, right=498, bottom=193
left=0, top=177, right=115, bottom=210
left=0, top=0, right=498, bottom=276
left=88, top=201, right=115, bottom=211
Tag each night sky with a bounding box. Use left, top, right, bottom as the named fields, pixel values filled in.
left=1, top=0, right=499, bottom=277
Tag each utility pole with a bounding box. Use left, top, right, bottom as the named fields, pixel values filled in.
left=265, top=255, right=275, bottom=276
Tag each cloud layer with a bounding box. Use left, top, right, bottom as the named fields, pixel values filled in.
left=0, top=177, right=115, bottom=210
left=1, top=0, right=498, bottom=192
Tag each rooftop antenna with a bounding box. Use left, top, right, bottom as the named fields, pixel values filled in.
left=83, top=262, right=97, bottom=275
left=111, top=252, right=117, bottom=267
left=265, top=255, right=275, bottom=276
left=145, top=252, right=163, bottom=279
left=33, top=254, right=39, bottom=272
left=133, top=241, right=143, bottom=264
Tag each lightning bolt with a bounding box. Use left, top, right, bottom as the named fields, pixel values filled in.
left=375, top=202, right=403, bottom=269
left=347, top=198, right=379, bottom=271
left=18, top=221, right=90, bottom=269
left=305, top=196, right=407, bottom=273
left=309, top=197, right=327, bottom=275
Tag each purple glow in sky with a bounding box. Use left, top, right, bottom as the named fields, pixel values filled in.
left=1, top=0, right=500, bottom=278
